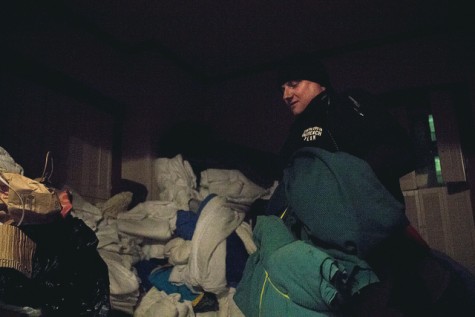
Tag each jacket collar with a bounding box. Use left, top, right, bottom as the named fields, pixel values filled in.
left=298, top=90, right=330, bottom=117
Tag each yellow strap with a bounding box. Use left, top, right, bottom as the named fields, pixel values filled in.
left=259, top=271, right=269, bottom=316
left=259, top=270, right=290, bottom=316
left=258, top=209, right=289, bottom=316
left=191, top=292, right=204, bottom=307
left=280, top=207, right=288, bottom=219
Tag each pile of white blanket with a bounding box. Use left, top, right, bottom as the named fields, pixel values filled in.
left=71, top=154, right=275, bottom=316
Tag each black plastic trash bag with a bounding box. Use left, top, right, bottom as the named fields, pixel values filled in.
left=0, top=214, right=110, bottom=316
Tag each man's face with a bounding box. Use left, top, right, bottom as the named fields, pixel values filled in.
left=281, top=80, right=325, bottom=115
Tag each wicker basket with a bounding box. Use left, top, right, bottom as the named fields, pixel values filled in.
left=0, top=224, right=36, bottom=278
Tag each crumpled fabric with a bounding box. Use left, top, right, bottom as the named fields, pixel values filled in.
left=0, top=146, right=24, bottom=175
left=99, top=191, right=134, bottom=219
left=99, top=249, right=140, bottom=315
left=69, top=187, right=104, bottom=231
left=134, top=287, right=195, bottom=317
left=99, top=249, right=140, bottom=296
left=165, top=237, right=192, bottom=265
left=282, top=147, right=408, bottom=258
left=117, top=200, right=178, bottom=241
left=71, top=190, right=143, bottom=313
left=154, top=154, right=199, bottom=210
left=179, top=195, right=247, bottom=295
left=199, top=169, right=269, bottom=204
left=235, top=221, right=257, bottom=255
left=235, top=216, right=378, bottom=317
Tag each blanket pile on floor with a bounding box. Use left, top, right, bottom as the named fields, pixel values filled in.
left=71, top=154, right=273, bottom=316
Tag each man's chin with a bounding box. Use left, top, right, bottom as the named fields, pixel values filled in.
left=291, top=106, right=301, bottom=115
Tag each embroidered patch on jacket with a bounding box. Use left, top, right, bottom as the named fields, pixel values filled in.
left=301, top=126, right=323, bottom=141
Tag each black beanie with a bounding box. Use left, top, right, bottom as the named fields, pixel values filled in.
left=277, top=58, right=331, bottom=88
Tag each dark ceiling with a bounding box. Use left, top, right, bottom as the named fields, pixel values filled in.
left=2, top=0, right=472, bottom=84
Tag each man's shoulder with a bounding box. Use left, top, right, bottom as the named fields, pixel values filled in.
left=339, top=89, right=377, bottom=106
left=332, top=88, right=386, bottom=117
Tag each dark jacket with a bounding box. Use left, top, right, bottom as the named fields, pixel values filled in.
left=279, top=89, right=416, bottom=202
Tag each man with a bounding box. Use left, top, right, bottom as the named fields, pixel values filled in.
left=277, top=58, right=415, bottom=203
left=269, top=58, right=460, bottom=316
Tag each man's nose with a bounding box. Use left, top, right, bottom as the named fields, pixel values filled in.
left=283, top=87, right=293, bottom=101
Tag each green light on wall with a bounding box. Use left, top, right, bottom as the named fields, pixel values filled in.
left=428, top=114, right=436, bottom=141
left=434, top=155, right=443, bottom=184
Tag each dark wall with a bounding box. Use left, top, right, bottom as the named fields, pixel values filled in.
left=0, top=59, right=122, bottom=188
left=2, top=2, right=474, bottom=203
